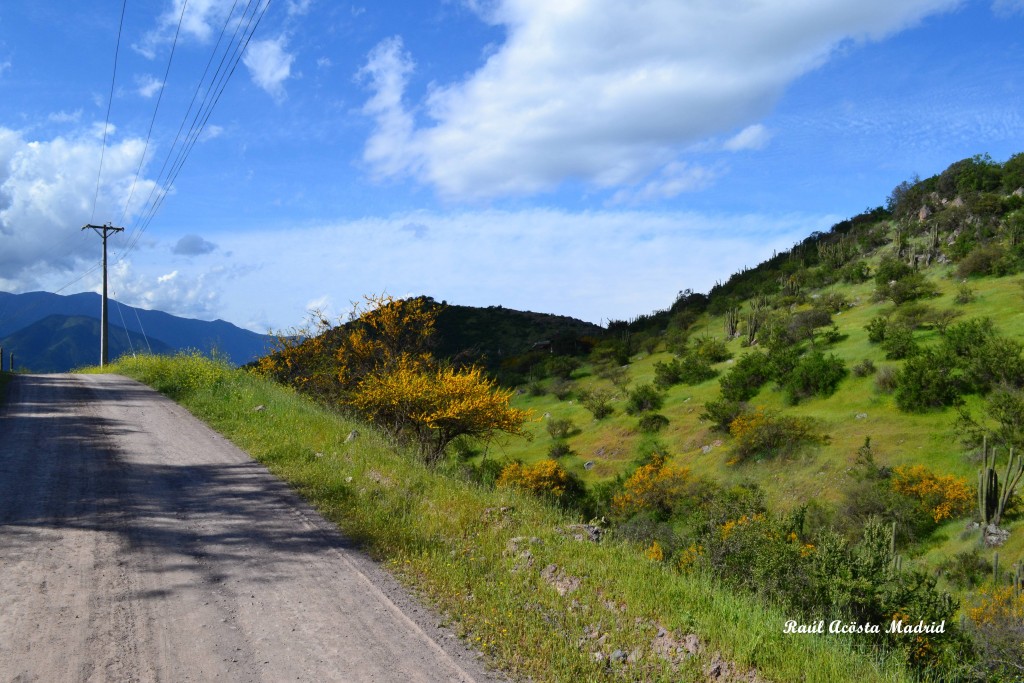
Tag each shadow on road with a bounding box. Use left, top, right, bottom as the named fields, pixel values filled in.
left=0, top=374, right=356, bottom=595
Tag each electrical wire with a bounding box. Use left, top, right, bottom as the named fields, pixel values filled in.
left=114, top=0, right=191, bottom=232
left=6, top=0, right=274, bottom=339
left=115, top=0, right=272, bottom=263
left=90, top=0, right=129, bottom=223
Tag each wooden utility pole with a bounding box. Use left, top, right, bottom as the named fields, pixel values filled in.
left=82, top=223, right=124, bottom=366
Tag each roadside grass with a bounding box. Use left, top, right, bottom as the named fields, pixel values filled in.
left=82, top=353, right=914, bottom=683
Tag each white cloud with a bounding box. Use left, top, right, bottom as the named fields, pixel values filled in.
left=196, top=208, right=832, bottom=329
left=200, top=125, right=225, bottom=141
left=358, top=37, right=417, bottom=179
left=0, top=127, right=156, bottom=290
left=0, top=61, right=11, bottom=77
left=48, top=110, right=83, bottom=124
left=25, top=206, right=835, bottom=331
left=243, top=36, right=296, bottom=100
left=610, top=162, right=723, bottom=204
left=287, top=0, right=313, bottom=16
left=992, top=0, right=1024, bottom=16
left=108, top=263, right=218, bottom=320
left=359, top=0, right=963, bottom=200
left=139, top=0, right=238, bottom=54
left=724, top=124, right=772, bottom=152
left=136, top=74, right=165, bottom=99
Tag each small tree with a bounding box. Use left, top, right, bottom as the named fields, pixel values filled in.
left=625, top=384, right=665, bottom=415
left=352, top=358, right=531, bottom=464
left=579, top=387, right=615, bottom=419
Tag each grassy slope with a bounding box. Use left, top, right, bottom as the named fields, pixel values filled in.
left=83, top=353, right=913, bottom=683
left=492, top=255, right=1024, bottom=595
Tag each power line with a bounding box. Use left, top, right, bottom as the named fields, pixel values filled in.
left=116, top=0, right=273, bottom=263
left=90, top=0, right=129, bottom=223
left=19, top=0, right=273, bottom=321
left=115, top=0, right=191, bottom=229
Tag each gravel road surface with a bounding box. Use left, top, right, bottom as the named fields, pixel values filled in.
left=0, top=373, right=501, bottom=683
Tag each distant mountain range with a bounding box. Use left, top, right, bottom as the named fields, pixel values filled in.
left=0, top=291, right=607, bottom=375
left=0, top=291, right=275, bottom=373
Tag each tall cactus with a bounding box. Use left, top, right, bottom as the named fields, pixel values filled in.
left=978, top=437, right=1024, bottom=527
left=724, top=306, right=740, bottom=338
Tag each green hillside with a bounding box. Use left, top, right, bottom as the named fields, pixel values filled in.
left=237, top=152, right=1024, bottom=681
left=494, top=154, right=1024, bottom=550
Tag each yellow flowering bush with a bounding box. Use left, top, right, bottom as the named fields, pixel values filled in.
left=257, top=294, right=531, bottom=464
left=965, top=585, right=1024, bottom=681
left=497, top=459, right=575, bottom=499
left=891, top=465, right=973, bottom=523
left=728, top=407, right=827, bottom=463
left=611, top=454, right=693, bottom=519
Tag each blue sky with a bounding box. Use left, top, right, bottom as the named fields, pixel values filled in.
left=1, top=0, right=1022, bottom=332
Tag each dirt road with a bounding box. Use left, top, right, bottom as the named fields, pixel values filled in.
left=0, top=373, right=500, bottom=683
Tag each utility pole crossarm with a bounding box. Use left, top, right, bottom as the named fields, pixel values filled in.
left=82, top=223, right=125, bottom=367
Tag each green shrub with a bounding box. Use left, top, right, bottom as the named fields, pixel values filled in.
left=839, top=259, right=871, bottom=284
left=881, top=323, right=919, bottom=360
left=942, top=318, right=996, bottom=360
left=680, top=353, right=719, bottom=384
left=874, top=255, right=914, bottom=285
left=964, top=335, right=1024, bottom=393
left=578, top=387, right=615, bottom=419
left=692, top=335, right=732, bottom=363
left=894, top=349, right=964, bottom=412
left=545, top=417, right=577, bottom=440
left=783, top=351, right=847, bottom=404
left=956, top=243, right=1005, bottom=278
left=637, top=413, right=670, bottom=433
left=547, top=441, right=573, bottom=458
left=543, top=355, right=581, bottom=380
left=953, top=282, right=976, bottom=305
left=866, top=316, right=889, bottom=344
left=625, top=383, right=665, bottom=415
left=852, top=358, right=876, bottom=377
left=820, top=291, right=851, bottom=313
left=700, top=398, right=748, bottom=432
left=939, top=550, right=990, bottom=590
left=550, top=377, right=573, bottom=400
left=590, top=338, right=632, bottom=366
left=653, top=353, right=717, bottom=388
left=766, top=345, right=801, bottom=381
left=653, top=357, right=684, bottom=388
left=877, top=271, right=939, bottom=304
left=719, top=351, right=771, bottom=402
left=786, top=308, right=834, bottom=344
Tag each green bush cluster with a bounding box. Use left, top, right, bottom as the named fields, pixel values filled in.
left=652, top=352, right=717, bottom=388
left=893, top=318, right=1024, bottom=412
left=624, top=383, right=665, bottom=415
left=783, top=351, right=847, bottom=404
left=719, top=350, right=771, bottom=402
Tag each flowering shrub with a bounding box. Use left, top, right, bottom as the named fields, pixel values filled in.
left=258, top=294, right=531, bottom=464
left=728, top=407, right=827, bottom=462
left=497, top=459, right=575, bottom=499
left=611, top=454, right=692, bottom=520
left=965, top=585, right=1024, bottom=681
left=353, top=358, right=530, bottom=463
left=891, top=465, right=973, bottom=523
